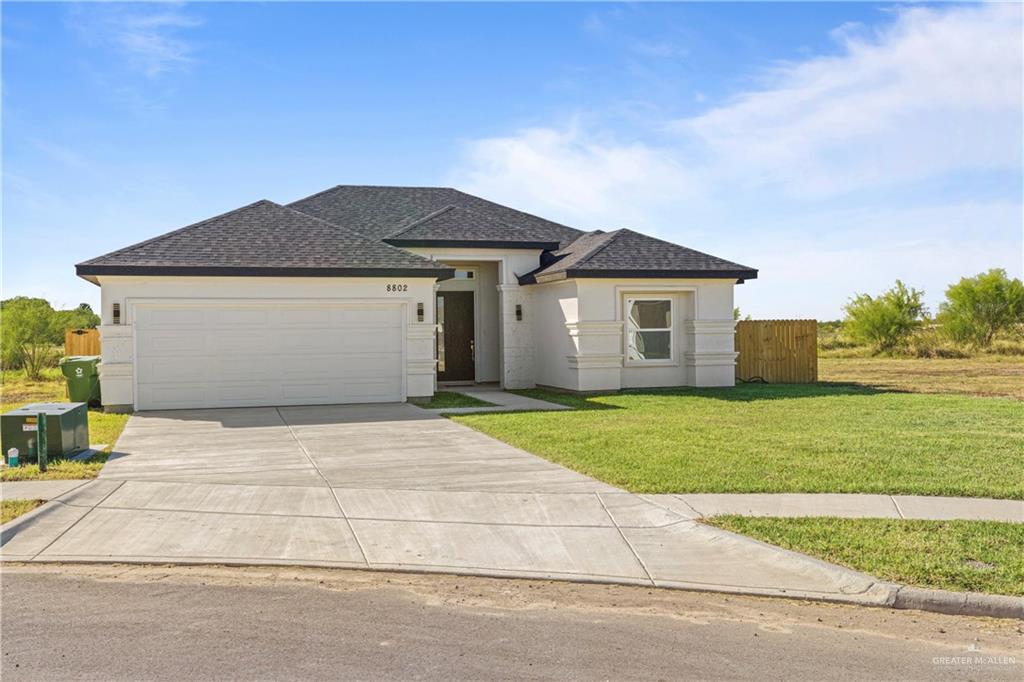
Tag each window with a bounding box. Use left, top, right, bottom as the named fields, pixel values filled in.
left=453, top=269, right=475, bottom=279
left=626, top=298, right=672, bottom=361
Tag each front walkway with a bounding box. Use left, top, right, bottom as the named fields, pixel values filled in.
left=425, top=386, right=571, bottom=414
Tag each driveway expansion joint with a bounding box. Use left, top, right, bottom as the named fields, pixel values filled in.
left=595, top=493, right=657, bottom=586
left=274, top=407, right=370, bottom=567
left=29, top=480, right=125, bottom=561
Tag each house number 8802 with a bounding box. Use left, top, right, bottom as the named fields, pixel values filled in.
left=386, top=284, right=408, bottom=292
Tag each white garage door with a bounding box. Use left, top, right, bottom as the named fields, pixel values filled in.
left=134, top=301, right=404, bottom=410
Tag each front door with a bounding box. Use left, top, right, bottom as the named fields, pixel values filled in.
left=437, top=291, right=475, bottom=382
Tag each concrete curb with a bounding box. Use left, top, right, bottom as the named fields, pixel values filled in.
left=889, top=584, right=1024, bottom=620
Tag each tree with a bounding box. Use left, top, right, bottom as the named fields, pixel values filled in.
left=54, top=302, right=100, bottom=335
left=938, top=269, right=1024, bottom=346
left=0, top=297, right=61, bottom=379
left=842, top=280, right=926, bottom=351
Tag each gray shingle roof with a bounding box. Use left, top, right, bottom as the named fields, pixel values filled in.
left=519, top=229, right=757, bottom=284
left=76, top=200, right=453, bottom=278
left=288, top=185, right=582, bottom=246
left=76, top=185, right=758, bottom=283
left=383, top=205, right=560, bottom=248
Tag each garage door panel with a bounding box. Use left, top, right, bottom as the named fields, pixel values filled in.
left=339, top=379, right=403, bottom=401
left=206, top=332, right=272, bottom=355
left=277, top=331, right=340, bottom=353
left=280, top=382, right=332, bottom=402
left=135, top=302, right=404, bottom=410
left=213, top=383, right=279, bottom=405
left=334, top=307, right=401, bottom=325
left=213, top=308, right=271, bottom=327
left=137, top=357, right=210, bottom=383
left=138, top=308, right=207, bottom=328
left=340, top=334, right=402, bottom=354
left=144, top=332, right=208, bottom=355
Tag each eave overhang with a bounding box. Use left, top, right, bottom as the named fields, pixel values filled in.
left=75, top=264, right=456, bottom=282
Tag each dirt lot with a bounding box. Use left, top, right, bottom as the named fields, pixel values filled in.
left=819, top=356, right=1024, bottom=400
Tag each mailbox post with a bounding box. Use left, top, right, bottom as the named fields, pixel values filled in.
left=36, top=412, right=48, bottom=472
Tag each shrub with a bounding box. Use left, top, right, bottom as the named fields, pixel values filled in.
left=938, top=269, right=1024, bottom=347
left=903, top=326, right=970, bottom=359
left=842, top=281, right=927, bottom=351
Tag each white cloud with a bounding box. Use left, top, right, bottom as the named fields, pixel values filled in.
left=676, top=3, right=1022, bottom=197
left=448, top=4, right=1022, bottom=317
left=727, top=201, right=1024, bottom=319
left=454, top=4, right=1021, bottom=205
left=68, top=3, right=202, bottom=78
left=449, top=122, right=702, bottom=231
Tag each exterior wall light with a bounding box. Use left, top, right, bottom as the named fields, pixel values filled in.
left=112, top=302, right=121, bottom=325
left=515, top=304, right=523, bottom=321
left=416, top=302, right=425, bottom=322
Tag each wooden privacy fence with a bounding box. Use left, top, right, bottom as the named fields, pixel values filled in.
left=735, top=319, right=817, bottom=384
left=65, top=328, right=101, bottom=356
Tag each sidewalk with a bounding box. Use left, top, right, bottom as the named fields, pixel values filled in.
left=647, top=493, right=1023, bottom=523
left=2, top=480, right=93, bottom=501
left=5, top=480, right=1020, bottom=523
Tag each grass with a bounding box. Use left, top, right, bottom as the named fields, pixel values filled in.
left=1, top=452, right=112, bottom=481
left=707, top=516, right=1024, bottom=597
left=411, top=391, right=496, bottom=409
left=1, top=499, right=45, bottom=524
left=450, top=385, right=1024, bottom=498
left=820, top=355, right=1024, bottom=400
left=1, top=368, right=129, bottom=481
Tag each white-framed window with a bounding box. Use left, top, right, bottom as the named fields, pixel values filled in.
left=625, top=297, right=673, bottom=362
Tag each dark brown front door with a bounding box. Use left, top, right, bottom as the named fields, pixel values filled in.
left=437, top=291, right=474, bottom=382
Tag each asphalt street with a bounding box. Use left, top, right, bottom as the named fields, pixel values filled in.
left=2, top=564, right=1020, bottom=681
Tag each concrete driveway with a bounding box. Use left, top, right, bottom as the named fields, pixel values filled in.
left=1, top=402, right=893, bottom=605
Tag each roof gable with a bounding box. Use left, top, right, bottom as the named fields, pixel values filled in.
left=287, top=185, right=582, bottom=246
left=520, top=229, right=757, bottom=284
left=383, top=205, right=559, bottom=249
left=76, top=200, right=452, bottom=279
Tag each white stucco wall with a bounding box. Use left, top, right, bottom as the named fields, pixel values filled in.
left=93, top=265, right=742, bottom=408
left=405, top=247, right=543, bottom=389
left=532, top=280, right=579, bottom=391
left=530, top=277, right=739, bottom=391
left=95, top=275, right=439, bottom=409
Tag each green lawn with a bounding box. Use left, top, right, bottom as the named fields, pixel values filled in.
left=1, top=369, right=129, bottom=481
left=411, top=391, right=495, bottom=409
left=707, top=516, right=1024, bottom=596
left=1, top=499, right=45, bottom=524
left=450, top=385, right=1023, bottom=498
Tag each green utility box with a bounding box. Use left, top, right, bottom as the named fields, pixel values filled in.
left=59, top=355, right=102, bottom=406
left=1, top=403, right=89, bottom=464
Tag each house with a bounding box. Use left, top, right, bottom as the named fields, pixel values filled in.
left=76, top=186, right=757, bottom=411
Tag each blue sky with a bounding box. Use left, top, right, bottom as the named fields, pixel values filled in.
left=3, top=2, right=1021, bottom=319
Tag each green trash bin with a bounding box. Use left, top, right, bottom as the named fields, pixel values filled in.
left=59, top=356, right=102, bottom=406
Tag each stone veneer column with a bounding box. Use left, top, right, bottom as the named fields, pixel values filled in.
left=497, top=283, right=535, bottom=389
